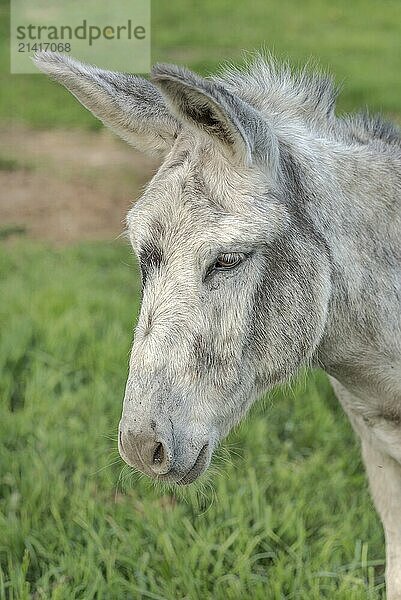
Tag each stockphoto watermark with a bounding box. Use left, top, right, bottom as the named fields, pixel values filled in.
left=10, top=0, right=150, bottom=74
left=16, top=20, right=147, bottom=47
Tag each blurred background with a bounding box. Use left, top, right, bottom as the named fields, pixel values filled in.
left=1, top=0, right=400, bottom=598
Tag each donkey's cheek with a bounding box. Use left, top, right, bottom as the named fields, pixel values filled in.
left=246, top=236, right=330, bottom=388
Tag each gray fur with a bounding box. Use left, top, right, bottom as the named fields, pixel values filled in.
left=34, top=51, right=401, bottom=598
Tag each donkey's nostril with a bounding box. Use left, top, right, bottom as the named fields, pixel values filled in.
left=153, top=442, right=164, bottom=465
left=119, top=429, right=172, bottom=476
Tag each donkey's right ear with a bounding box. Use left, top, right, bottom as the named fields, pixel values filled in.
left=33, top=52, right=180, bottom=158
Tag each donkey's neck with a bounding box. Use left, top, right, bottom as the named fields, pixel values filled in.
left=298, top=135, right=401, bottom=396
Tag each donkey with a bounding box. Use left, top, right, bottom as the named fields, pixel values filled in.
left=34, top=51, right=401, bottom=597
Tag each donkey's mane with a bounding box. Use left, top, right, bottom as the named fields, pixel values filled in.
left=212, top=53, right=401, bottom=148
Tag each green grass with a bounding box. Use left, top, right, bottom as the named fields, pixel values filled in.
left=1, top=0, right=401, bottom=127
left=0, top=241, right=386, bottom=599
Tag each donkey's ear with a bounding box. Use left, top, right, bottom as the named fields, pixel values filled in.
left=33, top=52, right=180, bottom=158
left=151, top=64, right=278, bottom=167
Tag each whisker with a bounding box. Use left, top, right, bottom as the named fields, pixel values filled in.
left=90, top=458, right=123, bottom=476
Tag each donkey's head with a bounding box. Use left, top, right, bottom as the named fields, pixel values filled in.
left=35, top=53, right=332, bottom=484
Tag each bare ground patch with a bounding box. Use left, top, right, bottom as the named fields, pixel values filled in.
left=0, top=125, right=159, bottom=243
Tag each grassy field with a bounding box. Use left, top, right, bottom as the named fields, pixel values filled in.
left=1, top=0, right=401, bottom=598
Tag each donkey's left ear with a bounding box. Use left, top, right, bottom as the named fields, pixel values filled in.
left=151, top=64, right=278, bottom=168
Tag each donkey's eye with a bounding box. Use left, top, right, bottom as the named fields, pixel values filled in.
left=213, top=253, right=244, bottom=271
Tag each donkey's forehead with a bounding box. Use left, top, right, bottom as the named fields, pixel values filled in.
left=127, top=141, right=287, bottom=250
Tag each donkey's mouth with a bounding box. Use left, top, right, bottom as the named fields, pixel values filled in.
left=176, top=443, right=210, bottom=485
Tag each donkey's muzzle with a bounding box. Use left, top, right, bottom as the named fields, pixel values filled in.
left=118, top=419, right=214, bottom=484
left=119, top=429, right=173, bottom=476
